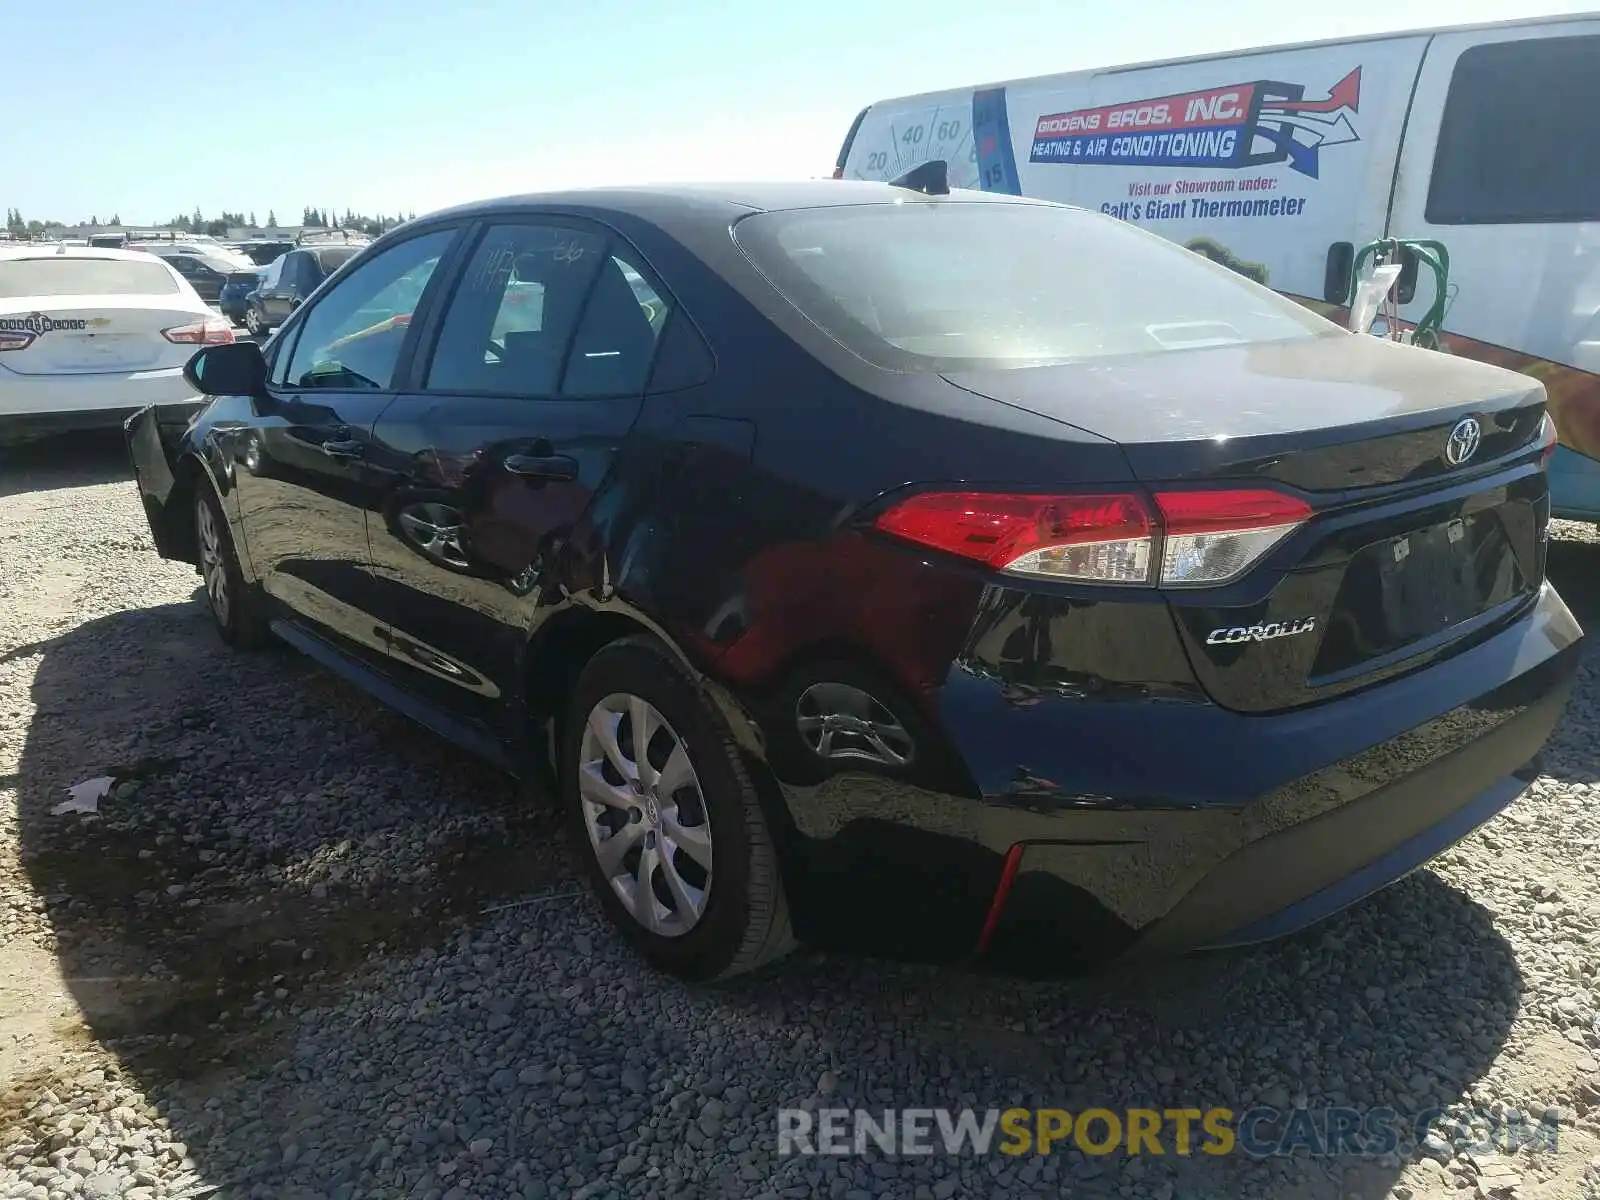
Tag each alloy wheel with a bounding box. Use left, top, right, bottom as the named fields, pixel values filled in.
left=577, top=693, right=713, bottom=937
left=244, top=308, right=262, bottom=337
left=397, top=502, right=471, bottom=570
left=195, top=495, right=230, bottom=625
left=795, top=681, right=914, bottom=767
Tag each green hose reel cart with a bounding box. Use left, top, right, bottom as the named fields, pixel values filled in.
left=1345, top=236, right=1451, bottom=350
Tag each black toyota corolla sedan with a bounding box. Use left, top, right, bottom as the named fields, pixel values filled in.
left=124, top=178, right=1582, bottom=981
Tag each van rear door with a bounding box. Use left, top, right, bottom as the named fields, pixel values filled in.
left=1387, top=18, right=1600, bottom=465
left=839, top=89, right=1000, bottom=192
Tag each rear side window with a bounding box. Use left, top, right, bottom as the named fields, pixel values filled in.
left=425, top=223, right=606, bottom=394
left=732, top=201, right=1331, bottom=372
left=0, top=257, right=179, bottom=297
left=1426, top=36, right=1600, bottom=224
left=562, top=258, right=670, bottom=397
left=423, top=223, right=665, bottom=398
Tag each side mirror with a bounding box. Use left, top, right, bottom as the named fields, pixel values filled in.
left=184, top=340, right=267, bottom=396
left=1323, top=242, right=1354, bottom=305
left=1396, top=247, right=1420, bottom=306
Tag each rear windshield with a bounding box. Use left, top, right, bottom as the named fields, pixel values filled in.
left=0, top=257, right=180, bottom=298
left=731, top=201, right=1334, bottom=371
left=313, top=247, right=360, bottom=275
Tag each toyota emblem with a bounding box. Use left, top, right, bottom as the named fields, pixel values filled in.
left=1445, top=417, right=1482, bottom=467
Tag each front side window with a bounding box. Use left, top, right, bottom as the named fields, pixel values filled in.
left=1426, top=35, right=1600, bottom=225
left=732, top=201, right=1332, bottom=372
left=280, top=229, right=456, bottom=391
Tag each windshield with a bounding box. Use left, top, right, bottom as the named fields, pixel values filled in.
left=0, top=257, right=179, bottom=297
left=731, top=200, right=1336, bottom=372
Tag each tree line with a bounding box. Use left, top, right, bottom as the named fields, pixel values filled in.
left=5, top=206, right=418, bottom=237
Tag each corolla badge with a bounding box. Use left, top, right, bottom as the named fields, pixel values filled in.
left=1445, top=417, right=1482, bottom=466
left=1206, top=616, right=1317, bottom=645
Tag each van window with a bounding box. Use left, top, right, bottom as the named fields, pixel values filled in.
left=1426, top=35, right=1600, bottom=224
left=835, top=106, right=870, bottom=175
left=732, top=200, right=1332, bottom=372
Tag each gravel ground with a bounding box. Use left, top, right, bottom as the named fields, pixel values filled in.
left=2, top=436, right=1600, bottom=1200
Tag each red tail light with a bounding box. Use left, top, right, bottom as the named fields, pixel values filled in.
left=163, top=316, right=236, bottom=345
left=1540, top=413, right=1559, bottom=463
left=1154, top=489, right=1313, bottom=586
left=872, top=487, right=1312, bottom=587
left=0, top=330, right=35, bottom=352
left=874, top=491, right=1154, bottom=583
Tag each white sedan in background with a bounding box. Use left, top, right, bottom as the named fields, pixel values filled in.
left=0, top=245, right=233, bottom=444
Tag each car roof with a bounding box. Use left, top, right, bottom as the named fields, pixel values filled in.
left=414, top=178, right=1044, bottom=228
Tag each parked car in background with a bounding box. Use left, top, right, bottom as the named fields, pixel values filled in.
left=242, top=244, right=363, bottom=337
left=236, top=240, right=295, bottom=266
left=1, top=245, right=231, bottom=443
left=218, top=266, right=266, bottom=326
left=131, top=244, right=258, bottom=305
left=126, top=181, right=1579, bottom=981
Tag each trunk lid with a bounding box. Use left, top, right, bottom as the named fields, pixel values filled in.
left=0, top=296, right=202, bottom=375
left=945, top=336, right=1551, bottom=713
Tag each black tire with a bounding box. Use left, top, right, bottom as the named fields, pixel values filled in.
left=562, top=636, right=794, bottom=980
left=194, top=481, right=268, bottom=650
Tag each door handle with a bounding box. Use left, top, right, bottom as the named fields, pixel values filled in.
left=503, top=453, right=577, bottom=481
left=321, top=439, right=364, bottom=460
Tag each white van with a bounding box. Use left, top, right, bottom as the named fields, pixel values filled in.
left=835, top=13, right=1600, bottom=522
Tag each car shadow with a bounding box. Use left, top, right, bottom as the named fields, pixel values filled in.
left=5, top=594, right=1534, bottom=1200
left=0, top=429, right=132, bottom=498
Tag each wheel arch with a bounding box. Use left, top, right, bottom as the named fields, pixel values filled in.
left=519, top=605, right=803, bottom=863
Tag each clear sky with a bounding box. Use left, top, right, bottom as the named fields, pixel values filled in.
left=4, top=0, right=1589, bottom=224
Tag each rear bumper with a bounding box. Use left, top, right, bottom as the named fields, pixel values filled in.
left=985, top=583, right=1582, bottom=961
left=123, top=400, right=211, bottom=561
left=0, top=364, right=194, bottom=432
left=770, top=583, right=1582, bottom=965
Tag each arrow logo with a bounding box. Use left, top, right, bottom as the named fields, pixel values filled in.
left=1255, top=68, right=1362, bottom=177
left=1268, top=67, right=1361, bottom=115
